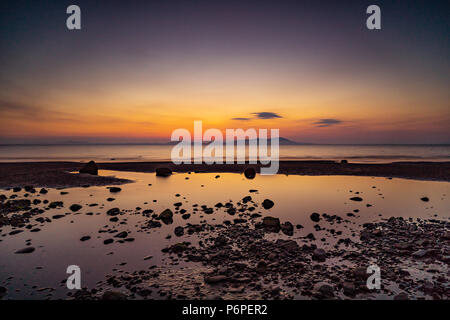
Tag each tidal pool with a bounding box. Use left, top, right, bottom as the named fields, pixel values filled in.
left=0, top=170, right=448, bottom=299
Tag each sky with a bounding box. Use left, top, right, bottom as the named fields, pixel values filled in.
left=0, top=0, right=449, bottom=144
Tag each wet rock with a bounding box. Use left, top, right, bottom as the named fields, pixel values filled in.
left=262, top=216, right=280, bottom=231
left=156, top=167, right=172, bottom=177
left=256, top=261, right=267, bottom=273
left=79, top=161, right=98, bottom=175
left=310, top=212, right=320, bottom=222
left=420, top=197, right=429, bottom=202
left=314, top=282, right=334, bottom=299
left=101, top=290, right=126, bottom=300
left=204, top=275, right=228, bottom=284
left=80, top=236, right=91, bottom=241
left=108, top=187, right=122, bottom=193
left=394, top=292, right=409, bottom=300
left=312, top=248, right=327, bottom=262
left=181, top=213, right=191, bottom=220
left=349, top=197, right=363, bottom=201
left=261, top=199, right=274, bottom=209
left=159, top=209, right=173, bottom=224
left=342, top=282, right=355, bottom=297
left=39, top=188, right=48, bottom=194
left=281, top=222, right=294, bottom=236
left=244, top=167, right=256, bottom=179
left=174, top=226, right=184, bottom=237
left=0, top=286, right=6, bottom=299
left=276, top=239, right=299, bottom=251
left=69, top=204, right=82, bottom=212
left=15, top=247, right=35, bottom=254
left=107, top=208, right=120, bottom=216
left=9, top=230, right=23, bottom=235
left=114, top=231, right=128, bottom=238
left=52, top=214, right=65, bottom=219
left=49, top=201, right=63, bottom=209
left=412, top=249, right=428, bottom=258
left=103, top=239, right=114, bottom=245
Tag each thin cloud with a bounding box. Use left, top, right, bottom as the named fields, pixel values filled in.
left=252, top=112, right=282, bottom=119
left=314, top=118, right=342, bottom=127
left=231, top=117, right=251, bottom=121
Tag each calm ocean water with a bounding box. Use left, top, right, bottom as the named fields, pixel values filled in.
left=0, top=144, right=449, bottom=163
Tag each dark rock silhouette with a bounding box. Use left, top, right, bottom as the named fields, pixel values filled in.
left=244, top=167, right=256, bottom=179
left=79, top=161, right=98, bottom=175
left=156, top=167, right=172, bottom=177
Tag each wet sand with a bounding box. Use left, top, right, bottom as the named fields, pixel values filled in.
left=0, top=160, right=449, bottom=189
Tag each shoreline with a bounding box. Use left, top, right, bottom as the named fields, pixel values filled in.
left=0, top=160, right=449, bottom=188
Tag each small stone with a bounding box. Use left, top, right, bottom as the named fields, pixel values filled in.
left=262, top=199, right=274, bottom=209
left=15, top=247, right=35, bottom=254
left=174, top=226, right=184, bottom=237
left=69, top=204, right=82, bottom=212
left=310, top=212, right=320, bottom=222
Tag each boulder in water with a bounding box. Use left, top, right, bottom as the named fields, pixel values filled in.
left=79, top=161, right=98, bottom=175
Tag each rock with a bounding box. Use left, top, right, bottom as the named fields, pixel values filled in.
left=108, top=187, right=122, bottom=193
left=0, top=286, right=6, bottom=299
left=49, top=201, right=63, bottom=208
left=114, top=231, right=128, bottom=238
left=310, top=212, right=321, bottom=222
left=353, top=267, right=367, bottom=280
left=159, top=209, right=173, bottom=224
left=156, top=167, right=172, bottom=177
left=143, top=255, right=153, bottom=260
left=101, top=290, right=126, bottom=300
left=15, top=247, right=35, bottom=254
left=174, top=226, right=184, bottom=237
left=394, top=292, right=409, bottom=300
left=39, top=188, right=48, bottom=194
left=412, top=249, right=428, bottom=258
left=79, top=161, right=98, bottom=175
left=276, top=239, right=299, bottom=251
left=256, top=261, right=267, bottom=273
left=314, top=282, right=334, bottom=298
left=420, top=197, right=429, bottom=202
left=80, top=236, right=90, bottom=241
left=312, top=248, right=327, bottom=262
left=204, top=275, right=228, bottom=284
left=341, top=159, right=348, bottom=164
left=52, top=214, right=65, bottom=219
left=281, top=222, right=294, bottom=236
left=107, top=208, right=120, bottom=216
left=244, top=167, right=256, bottom=179
left=350, top=197, right=363, bottom=201
left=181, top=213, right=191, bottom=220
left=342, top=282, right=355, bottom=297
left=103, top=239, right=114, bottom=245
left=261, top=199, right=274, bottom=209
left=69, top=204, right=82, bottom=212
left=262, top=216, right=280, bottom=230
left=9, top=230, right=23, bottom=235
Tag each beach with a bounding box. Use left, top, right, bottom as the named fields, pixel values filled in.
left=0, top=162, right=448, bottom=300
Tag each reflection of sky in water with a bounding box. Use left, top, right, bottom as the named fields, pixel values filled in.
left=0, top=171, right=448, bottom=299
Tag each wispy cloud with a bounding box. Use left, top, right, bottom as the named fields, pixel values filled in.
left=231, top=117, right=251, bottom=121
left=252, top=112, right=282, bottom=119
left=314, top=118, right=342, bottom=127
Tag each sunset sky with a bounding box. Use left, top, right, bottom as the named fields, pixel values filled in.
left=0, top=0, right=449, bottom=144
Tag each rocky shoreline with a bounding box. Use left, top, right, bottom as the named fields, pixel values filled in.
left=0, top=160, right=449, bottom=189
left=0, top=171, right=448, bottom=300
